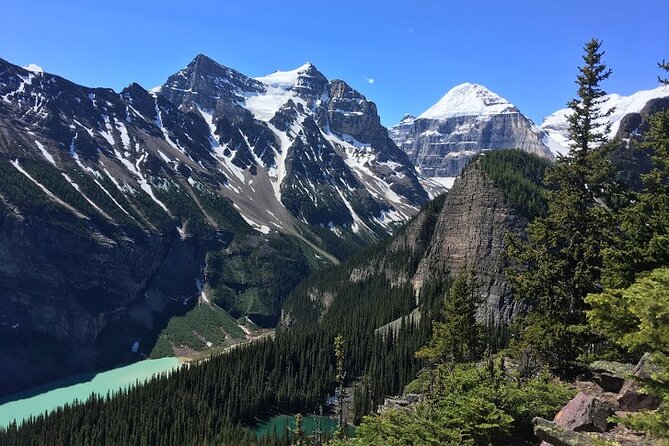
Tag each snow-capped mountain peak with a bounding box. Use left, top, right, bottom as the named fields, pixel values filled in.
left=418, top=82, right=516, bottom=120
left=390, top=83, right=553, bottom=177
left=540, top=84, right=669, bottom=155
left=156, top=54, right=429, bottom=238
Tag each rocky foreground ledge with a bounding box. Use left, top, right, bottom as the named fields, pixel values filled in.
left=534, top=353, right=662, bottom=446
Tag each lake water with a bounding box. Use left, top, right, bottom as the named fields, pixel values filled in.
left=254, top=414, right=354, bottom=438
left=0, top=357, right=181, bottom=428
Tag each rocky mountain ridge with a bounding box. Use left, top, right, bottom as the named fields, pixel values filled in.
left=390, top=83, right=555, bottom=178
left=157, top=54, right=431, bottom=241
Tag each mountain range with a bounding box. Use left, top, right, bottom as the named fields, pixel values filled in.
left=389, top=82, right=669, bottom=177
left=0, top=54, right=434, bottom=395
left=2, top=52, right=668, bottom=398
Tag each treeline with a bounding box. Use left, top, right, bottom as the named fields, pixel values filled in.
left=478, top=149, right=551, bottom=219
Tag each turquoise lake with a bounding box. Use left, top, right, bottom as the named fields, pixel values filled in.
left=0, top=357, right=181, bottom=428
left=254, top=414, right=355, bottom=438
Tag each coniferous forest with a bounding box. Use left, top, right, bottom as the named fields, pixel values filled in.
left=1, top=39, right=669, bottom=446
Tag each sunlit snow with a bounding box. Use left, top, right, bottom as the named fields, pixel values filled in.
left=419, top=83, right=516, bottom=120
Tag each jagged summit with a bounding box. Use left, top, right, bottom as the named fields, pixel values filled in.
left=188, top=53, right=235, bottom=72
left=418, top=82, right=516, bottom=120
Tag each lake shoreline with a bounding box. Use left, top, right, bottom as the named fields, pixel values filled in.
left=0, top=357, right=181, bottom=429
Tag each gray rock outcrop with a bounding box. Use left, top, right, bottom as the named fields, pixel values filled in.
left=391, top=113, right=554, bottom=177
left=618, top=353, right=661, bottom=412
left=412, top=160, right=530, bottom=323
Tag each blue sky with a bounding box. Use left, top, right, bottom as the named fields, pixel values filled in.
left=1, top=0, right=667, bottom=126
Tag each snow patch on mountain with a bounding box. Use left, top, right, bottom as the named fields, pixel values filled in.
left=23, top=64, right=44, bottom=73
left=245, top=64, right=313, bottom=121
left=418, top=83, right=516, bottom=120
left=266, top=121, right=294, bottom=201
left=34, top=140, right=55, bottom=166
left=254, top=63, right=314, bottom=89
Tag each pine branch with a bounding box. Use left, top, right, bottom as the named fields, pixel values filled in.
left=659, top=60, right=669, bottom=85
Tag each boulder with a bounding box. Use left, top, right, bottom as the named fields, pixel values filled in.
left=618, top=353, right=661, bottom=412
left=618, top=382, right=660, bottom=412
left=552, top=392, right=613, bottom=433
left=534, top=417, right=596, bottom=446
left=589, top=360, right=635, bottom=393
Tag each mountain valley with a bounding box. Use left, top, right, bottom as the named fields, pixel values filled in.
left=1, top=29, right=669, bottom=446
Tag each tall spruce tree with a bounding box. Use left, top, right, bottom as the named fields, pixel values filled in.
left=416, top=270, right=481, bottom=365
left=586, top=93, right=669, bottom=428
left=334, top=334, right=347, bottom=440
left=507, top=39, right=616, bottom=375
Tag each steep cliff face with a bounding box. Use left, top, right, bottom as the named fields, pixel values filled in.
left=411, top=161, right=530, bottom=323
left=282, top=151, right=549, bottom=328
left=389, top=84, right=554, bottom=177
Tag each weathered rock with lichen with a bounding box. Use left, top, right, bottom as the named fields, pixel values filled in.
left=534, top=417, right=598, bottom=446
left=589, top=360, right=636, bottom=393
left=551, top=392, right=613, bottom=433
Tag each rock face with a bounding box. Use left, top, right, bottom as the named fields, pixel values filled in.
left=616, top=96, right=669, bottom=140
left=0, top=208, right=204, bottom=396
left=589, top=360, right=635, bottom=393
left=536, top=354, right=663, bottom=446
left=618, top=353, right=661, bottom=412
left=411, top=159, right=531, bottom=323
left=551, top=393, right=612, bottom=433
left=389, top=83, right=554, bottom=177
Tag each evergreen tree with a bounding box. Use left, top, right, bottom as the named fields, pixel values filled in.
left=416, top=270, right=481, bottom=365
left=292, top=414, right=306, bottom=446
left=334, top=334, right=348, bottom=440
left=507, top=38, right=616, bottom=375
left=588, top=62, right=669, bottom=441
left=603, top=105, right=669, bottom=288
